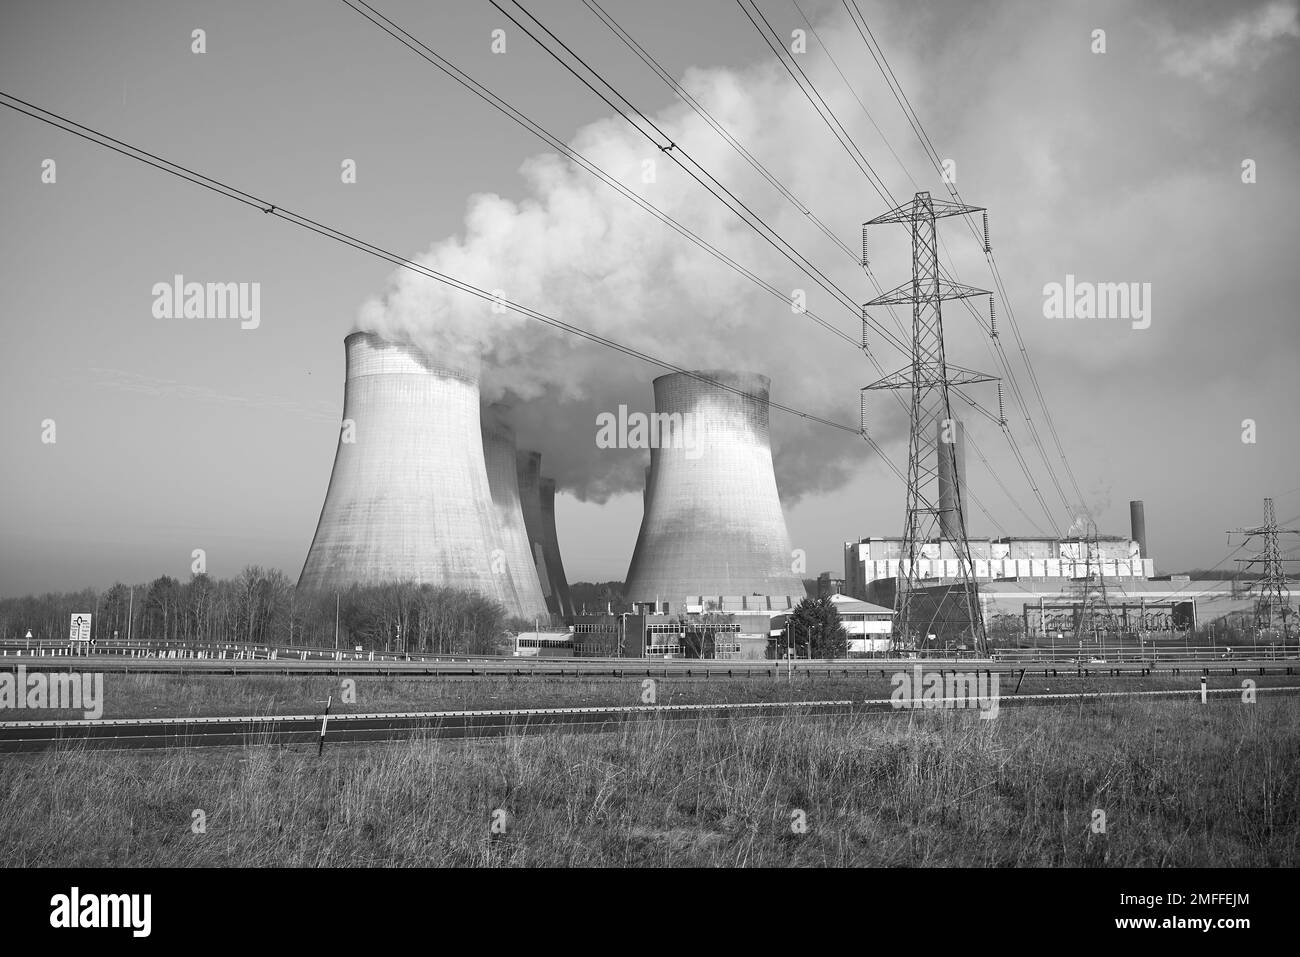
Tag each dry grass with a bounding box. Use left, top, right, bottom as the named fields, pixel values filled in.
left=1, top=696, right=1296, bottom=866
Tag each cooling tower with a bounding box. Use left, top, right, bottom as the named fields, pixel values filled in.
left=299, top=332, right=521, bottom=615
left=517, top=450, right=566, bottom=618
left=624, top=370, right=804, bottom=604
left=539, top=477, right=576, bottom=617
left=481, top=405, right=551, bottom=620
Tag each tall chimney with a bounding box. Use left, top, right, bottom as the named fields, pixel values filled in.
left=936, top=416, right=968, bottom=542
left=1129, top=500, right=1147, bottom=558
left=299, top=332, right=518, bottom=613
left=624, top=370, right=803, bottom=603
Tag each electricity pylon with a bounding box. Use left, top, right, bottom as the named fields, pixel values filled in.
left=1069, top=517, right=1117, bottom=645
left=1229, top=497, right=1299, bottom=643
left=861, top=191, right=997, bottom=654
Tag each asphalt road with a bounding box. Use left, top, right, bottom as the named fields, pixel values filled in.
left=3, top=686, right=1296, bottom=753
left=1, top=654, right=1295, bottom=678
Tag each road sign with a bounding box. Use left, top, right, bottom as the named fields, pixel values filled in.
left=69, top=614, right=92, bottom=642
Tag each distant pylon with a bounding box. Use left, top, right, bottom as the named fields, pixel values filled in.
left=861, top=191, right=998, bottom=654
left=1069, top=517, right=1117, bottom=645
left=1229, top=497, right=1299, bottom=642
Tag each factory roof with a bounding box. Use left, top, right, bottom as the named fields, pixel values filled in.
left=847, top=534, right=1131, bottom=544
left=827, top=594, right=895, bottom=616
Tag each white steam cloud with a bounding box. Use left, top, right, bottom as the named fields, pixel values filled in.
left=357, top=11, right=925, bottom=503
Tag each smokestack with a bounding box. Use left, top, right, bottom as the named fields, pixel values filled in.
left=481, top=405, right=551, bottom=620
left=937, top=416, right=968, bottom=541
left=1129, top=500, right=1147, bottom=558
left=624, top=370, right=803, bottom=603
left=299, top=332, right=521, bottom=613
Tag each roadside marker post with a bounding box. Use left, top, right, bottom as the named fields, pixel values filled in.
left=318, top=695, right=332, bottom=756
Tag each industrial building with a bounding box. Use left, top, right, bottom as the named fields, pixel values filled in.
left=529, top=591, right=894, bottom=661
left=844, top=534, right=1154, bottom=603
left=568, top=604, right=785, bottom=660
left=819, top=595, right=894, bottom=654
left=846, top=487, right=1244, bottom=647
left=840, top=419, right=1248, bottom=646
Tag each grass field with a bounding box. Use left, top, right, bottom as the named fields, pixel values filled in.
left=1, top=670, right=1295, bottom=721
left=1, top=695, right=1296, bottom=866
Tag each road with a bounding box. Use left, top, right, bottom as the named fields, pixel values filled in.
left=2, top=685, right=1296, bottom=753
left=1, top=653, right=1296, bottom=678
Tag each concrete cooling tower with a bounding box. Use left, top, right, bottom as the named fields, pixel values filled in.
left=516, top=450, right=575, bottom=619
left=624, top=370, right=804, bottom=605
left=481, top=405, right=551, bottom=621
left=540, top=478, right=576, bottom=617
left=299, top=332, right=530, bottom=617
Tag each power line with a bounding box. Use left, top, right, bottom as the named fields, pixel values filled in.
left=338, top=0, right=960, bottom=513
left=841, top=0, right=1088, bottom=520
left=487, top=0, right=911, bottom=355
left=734, top=0, right=894, bottom=205
left=0, top=90, right=864, bottom=438
left=789, top=0, right=920, bottom=196
left=351, top=0, right=1028, bottom=537
left=582, top=0, right=857, bottom=262
left=735, top=0, right=1062, bottom=535
left=574, top=0, right=1023, bottom=530
left=824, top=0, right=1074, bottom=523
left=337, top=0, right=876, bottom=355
left=775, top=0, right=1074, bottom=528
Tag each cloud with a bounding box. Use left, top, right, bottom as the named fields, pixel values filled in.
left=356, top=8, right=920, bottom=504
left=353, top=0, right=1300, bottom=528
left=1159, top=0, right=1300, bottom=82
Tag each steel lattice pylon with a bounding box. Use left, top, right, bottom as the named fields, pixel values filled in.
left=862, top=192, right=996, bottom=654
left=1069, top=518, right=1117, bottom=646
left=1230, top=497, right=1299, bottom=643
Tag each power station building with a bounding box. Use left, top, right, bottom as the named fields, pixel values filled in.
left=844, top=534, right=1155, bottom=602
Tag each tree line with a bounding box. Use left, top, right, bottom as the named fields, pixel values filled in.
left=0, top=569, right=550, bottom=655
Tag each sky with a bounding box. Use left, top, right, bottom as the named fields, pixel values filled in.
left=1, top=0, right=1298, bottom=598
